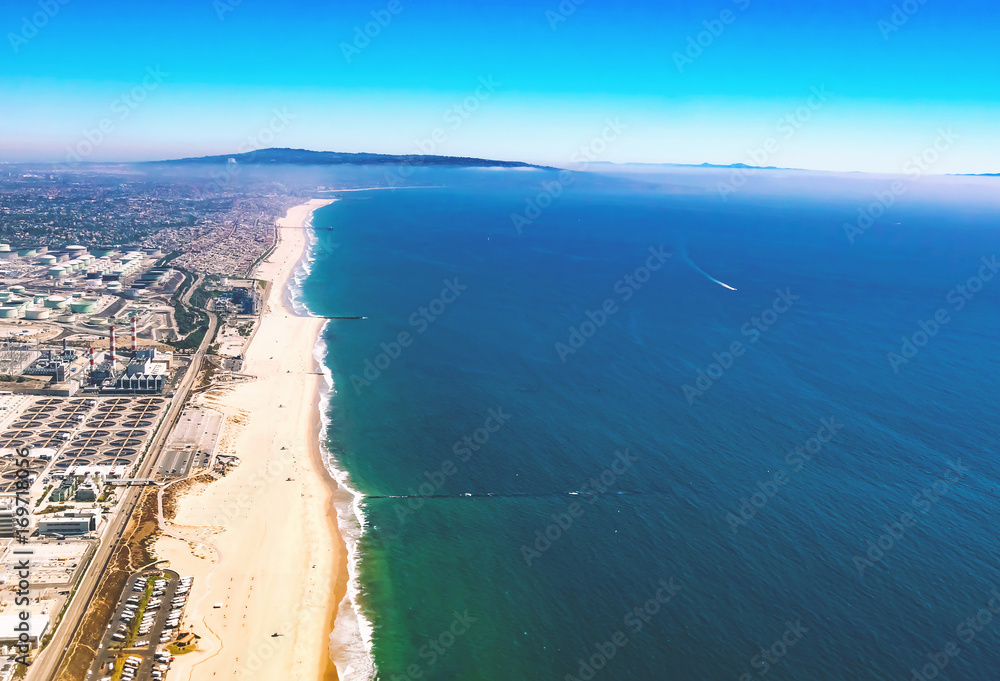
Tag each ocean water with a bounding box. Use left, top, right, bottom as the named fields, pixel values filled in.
left=298, top=168, right=1000, bottom=681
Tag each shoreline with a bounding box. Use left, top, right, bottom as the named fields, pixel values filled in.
left=291, top=200, right=350, bottom=681
left=153, top=198, right=350, bottom=680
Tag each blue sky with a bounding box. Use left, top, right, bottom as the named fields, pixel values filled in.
left=1, top=0, right=998, bottom=172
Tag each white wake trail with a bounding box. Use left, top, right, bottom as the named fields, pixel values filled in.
left=680, top=243, right=738, bottom=291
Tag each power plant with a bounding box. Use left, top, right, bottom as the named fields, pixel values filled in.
left=86, top=319, right=169, bottom=394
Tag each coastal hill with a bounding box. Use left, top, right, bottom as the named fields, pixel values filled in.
left=153, top=147, right=545, bottom=169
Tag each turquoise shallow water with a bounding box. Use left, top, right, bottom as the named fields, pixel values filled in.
left=301, top=169, right=1000, bottom=680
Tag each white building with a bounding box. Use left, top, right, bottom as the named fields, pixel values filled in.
left=0, top=614, right=49, bottom=648
left=36, top=509, right=102, bottom=537
left=0, top=498, right=17, bottom=538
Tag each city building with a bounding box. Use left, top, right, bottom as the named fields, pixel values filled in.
left=0, top=498, right=16, bottom=538
left=49, top=477, right=77, bottom=503
left=74, top=479, right=100, bottom=502
left=36, top=509, right=102, bottom=537
left=231, top=287, right=259, bottom=315
left=0, top=614, right=49, bottom=649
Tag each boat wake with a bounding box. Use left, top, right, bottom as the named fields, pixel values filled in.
left=680, top=242, right=737, bottom=291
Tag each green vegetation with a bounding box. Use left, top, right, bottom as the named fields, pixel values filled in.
left=0, top=374, right=34, bottom=383
left=156, top=250, right=181, bottom=267
left=39, top=504, right=71, bottom=515
left=167, top=268, right=212, bottom=352
left=189, top=282, right=213, bottom=311
left=35, top=486, right=53, bottom=507
left=172, top=327, right=207, bottom=352
left=173, top=302, right=205, bottom=336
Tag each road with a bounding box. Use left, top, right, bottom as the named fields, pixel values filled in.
left=29, top=307, right=218, bottom=681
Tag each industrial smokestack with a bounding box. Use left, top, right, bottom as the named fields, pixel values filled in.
left=90, top=347, right=95, bottom=371
left=109, top=325, right=116, bottom=364
left=131, top=316, right=137, bottom=353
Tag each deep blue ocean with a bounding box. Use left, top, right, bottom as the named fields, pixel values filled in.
left=299, top=167, right=1000, bottom=681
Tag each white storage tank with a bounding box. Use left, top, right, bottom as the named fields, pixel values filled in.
left=24, top=308, right=51, bottom=320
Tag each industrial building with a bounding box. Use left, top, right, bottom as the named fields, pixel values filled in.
left=87, top=319, right=168, bottom=394
left=114, top=358, right=166, bottom=393
left=0, top=614, right=49, bottom=648
left=36, top=508, right=102, bottom=536
left=0, top=498, right=16, bottom=538
left=230, top=286, right=260, bottom=315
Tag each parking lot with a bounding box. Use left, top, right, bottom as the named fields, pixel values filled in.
left=156, top=406, right=222, bottom=478
left=90, top=569, right=193, bottom=680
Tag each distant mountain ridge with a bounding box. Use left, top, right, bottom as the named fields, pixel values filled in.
left=153, top=147, right=545, bottom=169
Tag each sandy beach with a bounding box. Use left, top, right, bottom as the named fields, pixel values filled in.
left=153, top=199, right=346, bottom=680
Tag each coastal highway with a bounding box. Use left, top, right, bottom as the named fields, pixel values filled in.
left=30, top=308, right=218, bottom=681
